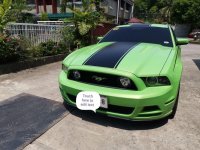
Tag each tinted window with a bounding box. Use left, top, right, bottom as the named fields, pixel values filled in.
left=170, top=27, right=177, bottom=45
left=100, top=26, right=173, bottom=47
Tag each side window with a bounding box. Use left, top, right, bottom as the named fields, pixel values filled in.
left=170, top=27, right=177, bottom=45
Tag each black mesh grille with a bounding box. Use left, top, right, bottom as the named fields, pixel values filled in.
left=142, top=106, right=160, bottom=112
left=68, top=70, right=137, bottom=90
left=67, top=93, right=134, bottom=115
left=99, top=105, right=134, bottom=115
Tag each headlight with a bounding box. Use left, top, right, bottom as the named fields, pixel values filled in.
left=119, top=77, right=131, bottom=88
left=142, top=76, right=170, bottom=87
left=146, top=77, right=158, bottom=86
left=72, top=70, right=81, bottom=80
left=62, top=64, right=68, bottom=72
left=158, top=76, right=171, bottom=85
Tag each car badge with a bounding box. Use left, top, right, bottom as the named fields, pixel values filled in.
left=92, top=76, right=106, bottom=82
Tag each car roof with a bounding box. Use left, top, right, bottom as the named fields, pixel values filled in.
left=117, top=23, right=169, bottom=29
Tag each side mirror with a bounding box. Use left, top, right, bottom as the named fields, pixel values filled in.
left=97, top=36, right=103, bottom=41
left=177, top=38, right=189, bottom=45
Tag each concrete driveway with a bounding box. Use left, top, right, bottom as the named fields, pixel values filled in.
left=0, top=44, right=200, bottom=150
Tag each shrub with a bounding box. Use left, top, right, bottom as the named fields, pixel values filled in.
left=0, top=35, right=68, bottom=64
left=64, top=0, right=103, bottom=47
left=37, top=40, right=68, bottom=57
left=0, top=35, right=28, bottom=64
left=40, top=12, right=49, bottom=21
left=61, top=26, right=75, bottom=51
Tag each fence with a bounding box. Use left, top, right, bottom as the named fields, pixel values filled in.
left=6, top=22, right=116, bottom=46
left=37, top=21, right=64, bottom=25
left=6, top=23, right=64, bottom=46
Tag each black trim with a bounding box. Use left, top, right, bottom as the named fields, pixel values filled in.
left=67, top=93, right=134, bottom=115
left=68, top=70, right=138, bottom=90
left=84, top=42, right=138, bottom=68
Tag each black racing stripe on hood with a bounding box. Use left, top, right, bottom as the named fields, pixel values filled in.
left=84, top=42, right=138, bottom=68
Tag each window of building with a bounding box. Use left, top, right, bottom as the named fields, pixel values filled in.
left=126, top=3, right=131, bottom=11
left=120, top=0, right=125, bottom=9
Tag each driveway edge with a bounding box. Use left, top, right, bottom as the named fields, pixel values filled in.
left=0, top=54, right=67, bottom=75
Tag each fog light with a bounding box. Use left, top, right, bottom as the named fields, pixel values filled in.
left=73, top=70, right=81, bottom=80
left=119, top=77, right=131, bottom=88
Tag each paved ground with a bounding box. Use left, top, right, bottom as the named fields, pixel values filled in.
left=0, top=44, right=200, bottom=150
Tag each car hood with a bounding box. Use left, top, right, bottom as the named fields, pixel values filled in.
left=66, top=42, right=172, bottom=76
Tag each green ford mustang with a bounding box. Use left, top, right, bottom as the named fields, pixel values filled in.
left=59, top=24, right=189, bottom=121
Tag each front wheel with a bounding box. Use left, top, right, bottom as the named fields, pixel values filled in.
left=168, top=87, right=180, bottom=119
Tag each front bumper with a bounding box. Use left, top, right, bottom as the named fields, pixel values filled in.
left=59, top=71, right=178, bottom=121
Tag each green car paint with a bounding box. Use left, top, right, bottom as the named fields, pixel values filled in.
left=59, top=24, right=188, bottom=121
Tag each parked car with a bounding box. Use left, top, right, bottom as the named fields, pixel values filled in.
left=59, top=24, right=189, bottom=121
left=188, top=29, right=200, bottom=40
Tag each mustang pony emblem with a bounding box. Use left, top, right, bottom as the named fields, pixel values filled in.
left=92, top=76, right=106, bottom=82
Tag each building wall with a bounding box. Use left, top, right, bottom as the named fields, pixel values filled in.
left=101, top=0, right=134, bottom=21
left=28, top=0, right=134, bottom=23
left=101, top=0, right=117, bottom=17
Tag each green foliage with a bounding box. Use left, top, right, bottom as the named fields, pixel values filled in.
left=13, top=0, right=34, bottom=23
left=158, top=0, right=173, bottom=22
left=171, top=0, right=200, bottom=27
left=37, top=41, right=57, bottom=56
left=134, top=0, right=200, bottom=26
left=12, top=0, right=26, bottom=12
left=134, top=0, right=173, bottom=22
left=64, top=0, right=102, bottom=47
left=93, top=0, right=101, bottom=11
left=16, top=13, right=36, bottom=23
left=12, top=0, right=32, bottom=23
left=0, top=0, right=13, bottom=33
left=61, top=26, right=75, bottom=51
left=36, top=41, right=67, bottom=57
left=0, top=34, right=28, bottom=64
left=149, top=5, right=158, bottom=14
left=0, top=34, right=69, bottom=64
left=0, top=0, right=28, bottom=32
left=134, top=0, right=149, bottom=18
left=61, top=0, right=68, bottom=13
left=40, top=12, right=49, bottom=21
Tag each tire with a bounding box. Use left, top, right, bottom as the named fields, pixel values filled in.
left=168, top=87, right=180, bottom=119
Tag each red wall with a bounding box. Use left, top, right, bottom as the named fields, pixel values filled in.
left=93, top=23, right=116, bottom=37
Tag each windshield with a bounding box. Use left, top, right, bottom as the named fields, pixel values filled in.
left=100, top=25, right=173, bottom=47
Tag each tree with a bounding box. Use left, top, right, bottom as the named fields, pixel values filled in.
left=134, top=0, right=149, bottom=19
left=0, top=0, right=30, bottom=33
left=12, top=0, right=27, bottom=12
left=134, top=0, right=200, bottom=26
left=171, top=0, right=200, bottom=27
left=61, top=0, right=68, bottom=13
left=138, top=0, right=175, bottom=23
left=94, top=0, right=101, bottom=12
left=64, top=0, right=102, bottom=47
left=61, top=25, right=75, bottom=51
left=157, top=0, right=173, bottom=22
left=40, top=12, right=49, bottom=21
left=0, top=0, right=13, bottom=33
left=12, top=0, right=31, bottom=23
